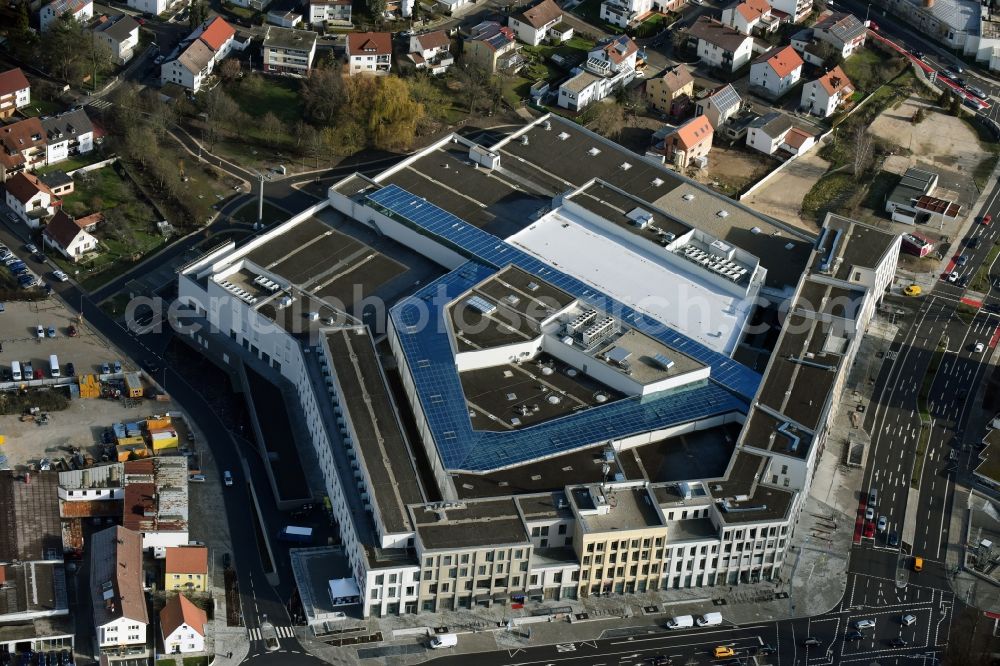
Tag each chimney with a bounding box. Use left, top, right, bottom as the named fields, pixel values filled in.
left=923, top=0, right=934, bottom=7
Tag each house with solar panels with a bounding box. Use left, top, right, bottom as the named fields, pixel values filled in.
left=176, top=113, right=898, bottom=617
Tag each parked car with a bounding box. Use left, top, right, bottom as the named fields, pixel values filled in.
left=67, top=325, right=77, bottom=337
left=974, top=342, right=985, bottom=353
left=968, top=236, right=981, bottom=248
left=956, top=254, right=969, bottom=266
left=901, top=614, right=917, bottom=626
left=983, top=213, right=993, bottom=225
left=889, top=638, right=909, bottom=648
left=113, top=360, right=122, bottom=373
left=52, top=270, right=68, bottom=282
left=846, top=630, right=863, bottom=640
left=23, top=243, right=37, bottom=253
left=65, top=362, right=75, bottom=377
left=865, top=507, right=875, bottom=520
left=888, top=532, right=899, bottom=547
left=947, top=271, right=959, bottom=283
left=855, top=619, right=877, bottom=630
left=803, top=637, right=821, bottom=646
left=223, top=470, right=233, bottom=486
left=967, top=85, right=988, bottom=99
left=46, top=326, right=55, bottom=338
left=36, top=325, right=44, bottom=338
left=877, top=516, right=888, bottom=532
left=100, top=362, right=110, bottom=374
left=958, top=275, right=970, bottom=288
left=188, top=474, right=206, bottom=482
left=31, top=252, right=44, bottom=263
left=713, top=647, right=735, bottom=658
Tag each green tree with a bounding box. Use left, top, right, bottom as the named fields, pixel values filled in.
left=366, top=0, right=387, bottom=19
left=366, top=76, right=425, bottom=150
left=189, top=0, right=208, bottom=29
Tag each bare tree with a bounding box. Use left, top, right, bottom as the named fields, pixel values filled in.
left=852, top=125, right=873, bottom=181
left=260, top=112, right=285, bottom=148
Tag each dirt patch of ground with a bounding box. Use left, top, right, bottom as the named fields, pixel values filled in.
left=868, top=97, right=982, bottom=179
left=690, top=145, right=772, bottom=197
left=742, top=150, right=831, bottom=234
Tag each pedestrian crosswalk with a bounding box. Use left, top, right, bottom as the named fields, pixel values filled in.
left=86, top=99, right=112, bottom=111
left=247, top=625, right=295, bottom=641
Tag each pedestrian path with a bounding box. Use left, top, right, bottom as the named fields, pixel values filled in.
left=248, top=625, right=295, bottom=640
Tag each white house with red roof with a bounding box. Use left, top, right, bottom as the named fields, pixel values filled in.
left=4, top=173, right=58, bottom=229
left=161, top=594, right=207, bottom=654
left=748, top=45, right=803, bottom=99
left=509, top=0, right=563, bottom=46
left=160, top=17, right=242, bottom=92
left=408, top=31, right=454, bottom=75
left=801, top=66, right=854, bottom=117
left=43, top=210, right=100, bottom=260
left=0, top=68, right=30, bottom=120
left=720, top=0, right=778, bottom=35
left=346, top=32, right=393, bottom=76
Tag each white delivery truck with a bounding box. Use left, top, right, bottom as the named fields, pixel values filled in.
left=666, top=615, right=694, bottom=629
left=429, top=633, right=458, bottom=649
left=49, top=354, right=60, bottom=378
left=10, top=360, right=21, bottom=382
left=697, top=612, right=723, bottom=627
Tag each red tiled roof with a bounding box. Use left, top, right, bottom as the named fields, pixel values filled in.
left=4, top=172, right=51, bottom=205
left=43, top=210, right=89, bottom=251
left=160, top=594, right=207, bottom=639
left=755, top=45, right=803, bottom=78
left=599, top=35, right=638, bottom=65
left=347, top=31, right=392, bottom=55
left=165, top=546, right=208, bottom=575
left=671, top=114, right=714, bottom=151
left=735, top=0, right=770, bottom=22
left=198, top=17, right=235, bottom=52
left=415, top=30, right=450, bottom=51
left=0, top=117, right=45, bottom=170
left=0, top=68, right=29, bottom=97
left=816, top=65, right=854, bottom=96
left=783, top=126, right=813, bottom=149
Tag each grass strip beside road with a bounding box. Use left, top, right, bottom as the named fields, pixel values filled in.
left=911, top=425, right=931, bottom=489
left=917, top=343, right=944, bottom=420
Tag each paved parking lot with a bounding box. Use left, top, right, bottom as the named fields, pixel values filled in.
left=0, top=299, right=127, bottom=379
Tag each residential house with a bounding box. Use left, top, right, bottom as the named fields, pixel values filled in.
left=659, top=115, right=714, bottom=168
left=748, top=45, right=803, bottom=99
left=92, top=14, right=141, bottom=64
left=39, top=171, right=74, bottom=198
left=509, top=0, right=563, bottom=46
left=600, top=0, right=683, bottom=29
left=408, top=31, right=454, bottom=75
left=266, top=10, right=302, bottom=27
left=746, top=111, right=814, bottom=155
left=127, top=0, right=170, bottom=16
left=42, top=108, right=95, bottom=166
left=0, top=68, right=30, bottom=120
left=695, top=83, right=742, bottom=128
left=885, top=167, right=962, bottom=224
left=161, top=594, right=207, bottom=654
left=161, top=17, right=240, bottom=92
left=263, top=26, right=318, bottom=75
left=43, top=210, right=100, bottom=260
left=720, top=0, right=778, bottom=35
left=308, top=0, right=351, bottom=25
left=685, top=17, right=754, bottom=73
left=0, top=118, right=47, bottom=182
left=789, top=28, right=827, bottom=66
left=813, top=11, right=867, bottom=58
left=558, top=35, right=638, bottom=111
left=463, top=22, right=523, bottom=73
left=229, top=0, right=271, bottom=13
left=645, top=65, right=694, bottom=117
left=90, top=526, right=148, bottom=657
left=4, top=173, right=57, bottom=228
left=801, top=66, right=854, bottom=116
left=766, top=0, right=810, bottom=23
left=164, top=545, right=209, bottom=592
left=40, top=0, right=93, bottom=32
left=346, top=32, right=392, bottom=76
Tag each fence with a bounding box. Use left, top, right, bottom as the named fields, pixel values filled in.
left=67, top=156, right=118, bottom=176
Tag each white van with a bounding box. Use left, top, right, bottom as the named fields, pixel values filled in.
left=697, top=612, right=723, bottom=627
left=49, top=354, right=60, bottom=378
left=429, top=633, right=457, bottom=649
left=666, top=615, right=694, bottom=629
left=10, top=360, right=21, bottom=382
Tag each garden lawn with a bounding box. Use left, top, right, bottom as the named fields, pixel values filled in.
left=226, top=76, right=304, bottom=127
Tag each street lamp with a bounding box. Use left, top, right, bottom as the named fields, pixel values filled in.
left=865, top=1, right=872, bottom=22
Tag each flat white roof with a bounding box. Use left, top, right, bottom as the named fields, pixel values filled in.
left=507, top=207, right=756, bottom=355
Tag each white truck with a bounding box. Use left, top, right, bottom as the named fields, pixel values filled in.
left=666, top=615, right=694, bottom=629
left=697, top=612, right=723, bottom=627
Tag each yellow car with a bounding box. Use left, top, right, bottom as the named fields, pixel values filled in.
left=904, top=284, right=922, bottom=297
left=714, top=647, right=735, bottom=658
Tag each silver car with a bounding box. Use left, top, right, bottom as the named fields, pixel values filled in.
left=877, top=515, right=888, bottom=532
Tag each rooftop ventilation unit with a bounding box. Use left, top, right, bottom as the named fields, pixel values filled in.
left=620, top=162, right=632, bottom=170
left=652, top=353, right=675, bottom=370
left=558, top=132, right=570, bottom=141
left=751, top=226, right=762, bottom=234
left=521, top=135, right=529, bottom=146
left=652, top=178, right=664, bottom=187
left=307, top=311, right=320, bottom=321
left=466, top=295, right=497, bottom=314
left=716, top=210, right=729, bottom=218
left=682, top=193, right=695, bottom=201
left=588, top=147, right=601, bottom=157
left=543, top=120, right=552, bottom=130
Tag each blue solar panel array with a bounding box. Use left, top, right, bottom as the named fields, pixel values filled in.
left=377, top=184, right=760, bottom=471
